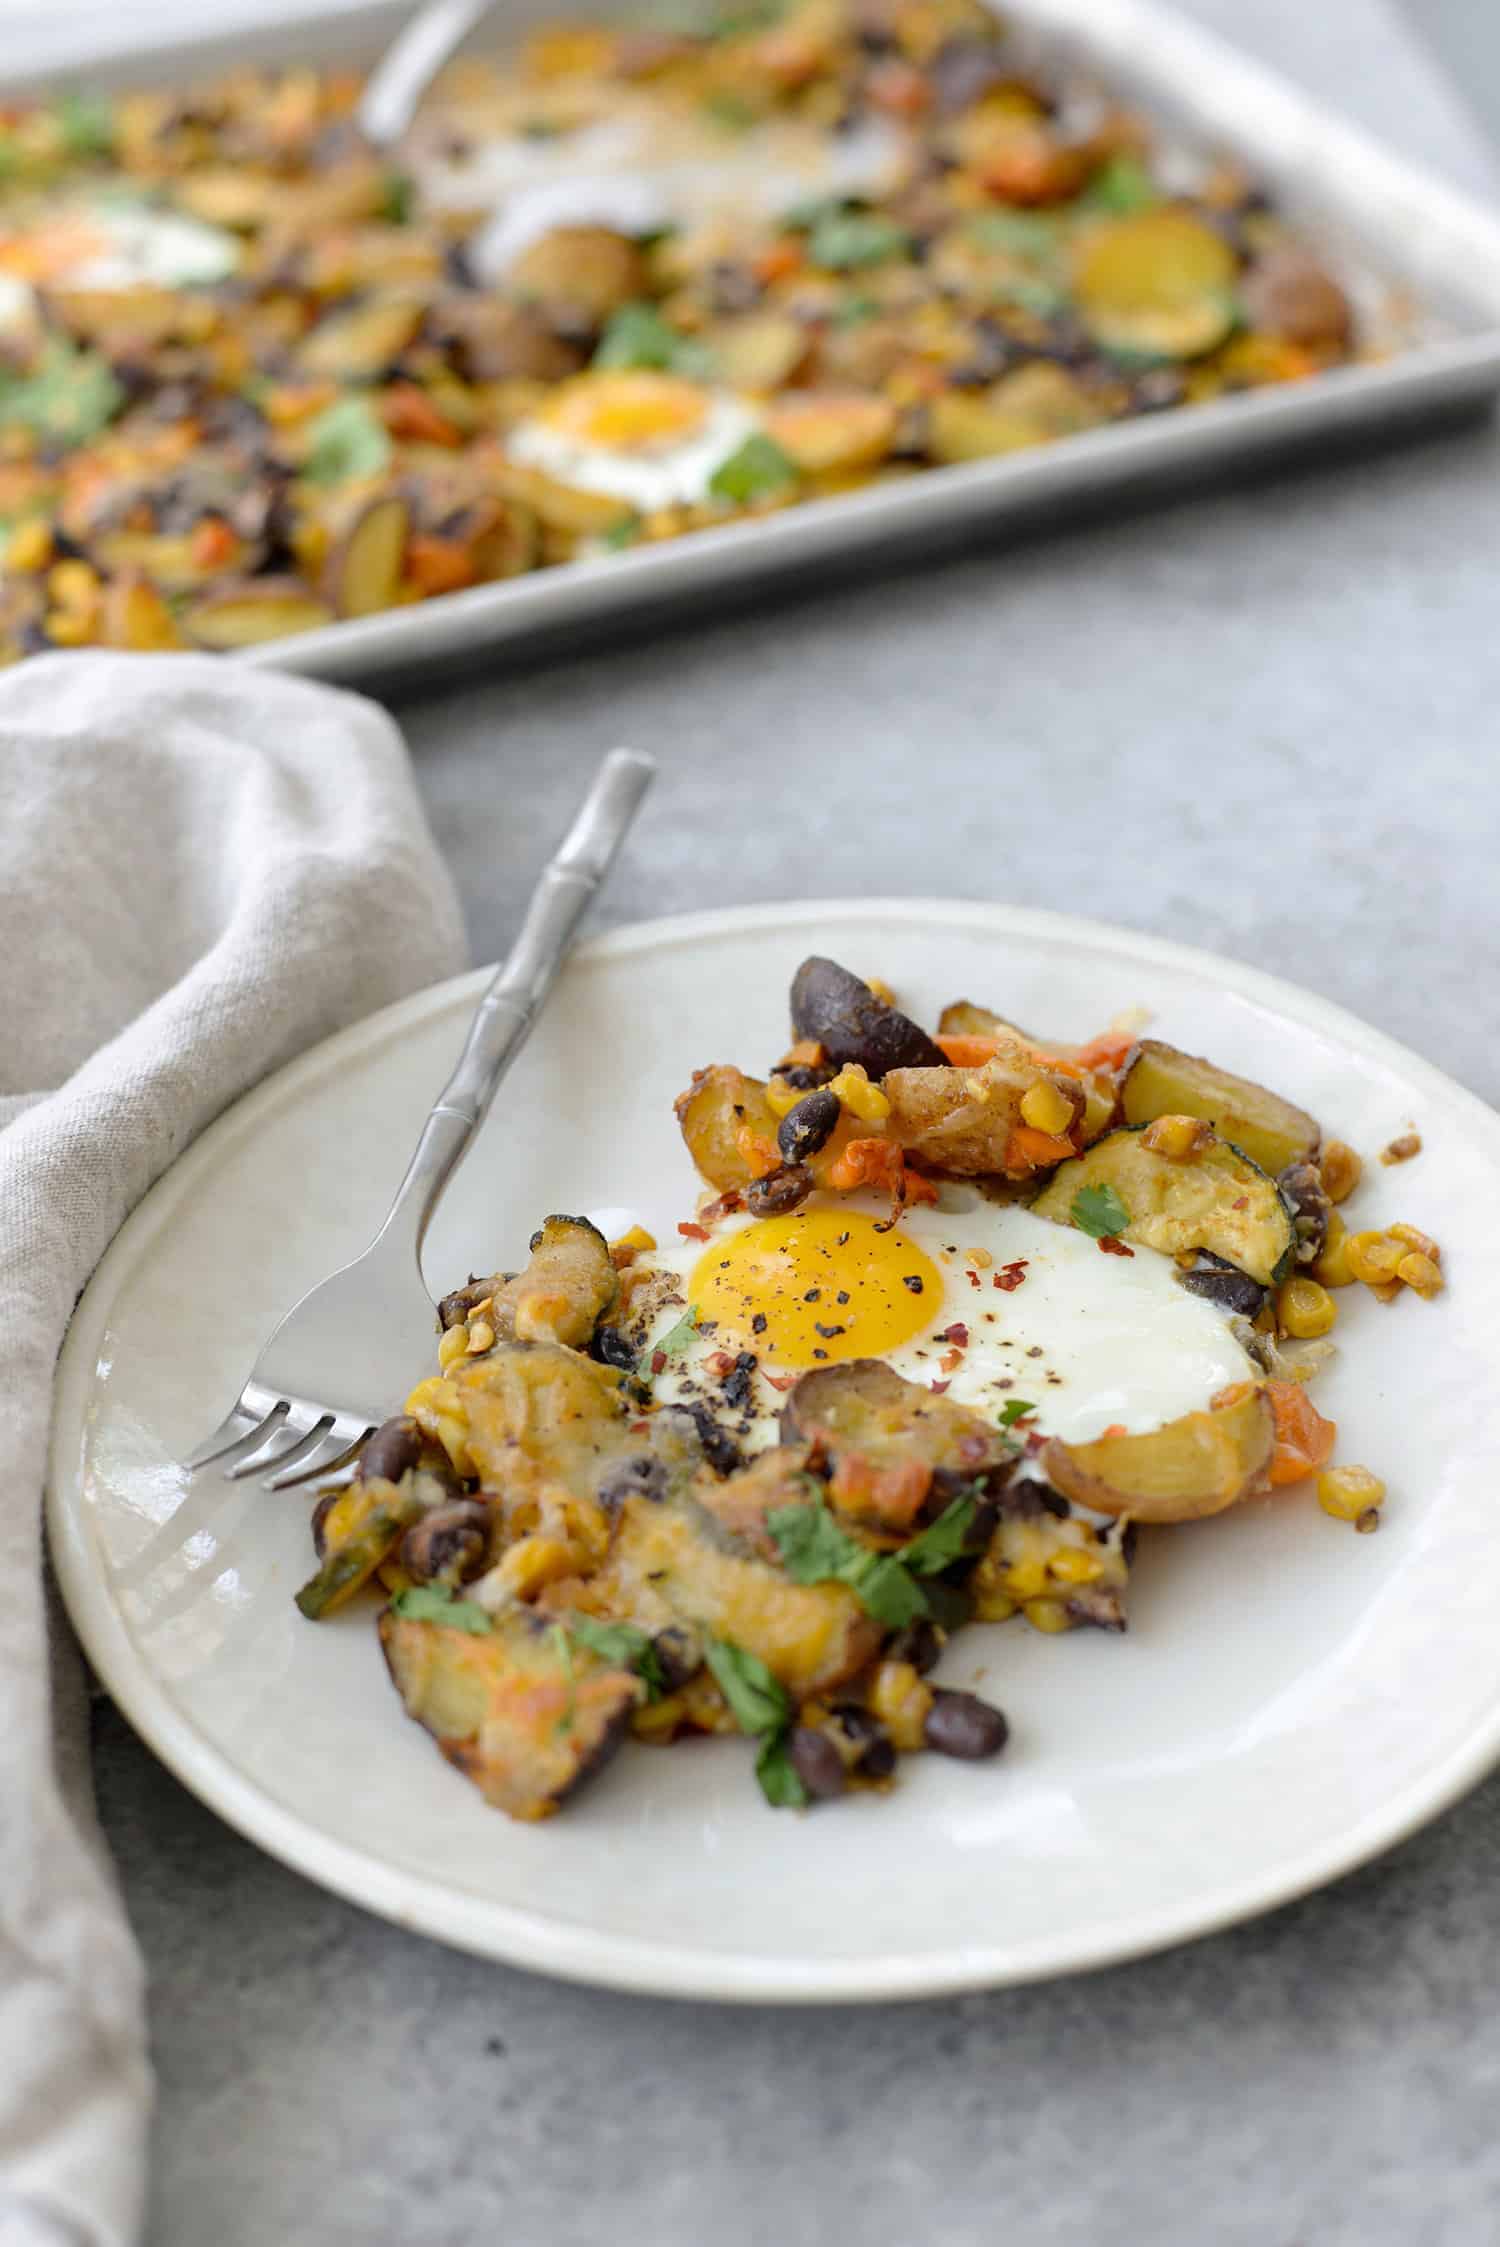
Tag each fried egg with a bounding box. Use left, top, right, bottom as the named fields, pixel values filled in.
left=601, top=1192, right=1255, bottom=1451
left=506, top=370, right=762, bottom=511
left=0, top=197, right=239, bottom=301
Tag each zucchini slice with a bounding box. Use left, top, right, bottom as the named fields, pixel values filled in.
left=1041, top=1388, right=1275, bottom=1523
left=1121, top=1040, right=1319, bottom=1180
left=1030, top=1124, right=1295, bottom=1286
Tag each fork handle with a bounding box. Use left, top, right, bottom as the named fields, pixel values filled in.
left=378, top=748, right=656, bottom=1270
left=356, top=0, right=497, bottom=150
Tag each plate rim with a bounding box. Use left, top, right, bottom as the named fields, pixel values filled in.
left=50, top=897, right=1500, bottom=2002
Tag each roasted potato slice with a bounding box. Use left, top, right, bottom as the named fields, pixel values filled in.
left=379, top=1604, right=639, bottom=1820
left=1120, top=1039, right=1320, bottom=1180
left=1041, top=1388, right=1275, bottom=1522
left=296, top=1473, right=426, bottom=1618
left=782, top=1359, right=1014, bottom=1531
left=789, top=957, right=945, bottom=1077
left=1073, top=209, right=1238, bottom=359
left=299, top=298, right=423, bottom=382
left=884, top=1042, right=1085, bottom=1175
left=928, top=364, right=1106, bottom=462
left=507, top=227, right=648, bottom=325
left=100, top=572, right=186, bottom=652
left=325, top=494, right=409, bottom=618
left=405, top=1340, right=638, bottom=1511
left=181, top=580, right=336, bottom=649
left=493, top=1214, right=618, bottom=1347
left=1242, top=247, right=1352, bottom=354
left=675, top=1064, right=782, bottom=1191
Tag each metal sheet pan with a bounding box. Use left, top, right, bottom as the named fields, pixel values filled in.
left=7, top=0, right=1500, bottom=683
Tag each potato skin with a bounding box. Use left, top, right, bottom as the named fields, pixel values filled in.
left=789, top=957, right=946, bottom=1077
left=674, top=1065, right=781, bottom=1190
left=506, top=227, right=649, bottom=326
left=1041, top=1390, right=1274, bottom=1523
left=884, top=1044, right=1083, bottom=1174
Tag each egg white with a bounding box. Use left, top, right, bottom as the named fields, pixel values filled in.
left=506, top=389, right=762, bottom=512
left=595, top=1192, right=1254, bottom=1451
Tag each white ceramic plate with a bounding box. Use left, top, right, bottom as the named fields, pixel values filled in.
left=50, top=902, right=1500, bottom=2001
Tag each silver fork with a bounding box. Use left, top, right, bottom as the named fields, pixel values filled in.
left=357, top=0, right=496, bottom=151
left=184, top=747, right=655, bottom=1495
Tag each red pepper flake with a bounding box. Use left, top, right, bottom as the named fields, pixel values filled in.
left=966, top=1269, right=982, bottom=1289
left=1097, top=1235, right=1134, bottom=1258
left=941, top=1322, right=970, bottom=1346
left=707, top=1350, right=737, bottom=1377
left=630, top=1418, right=652, bottom=1434
left=765, top=1372, right=798, bottom=1393
left=994, top=1260, right=1030, bottom=1292
left=1232, top=1195, right=1249, bottom=1212
left=698, top=1189, right=744, bottom=1224
left=929, top=1379, right=951, bottom=1395
left=939, top=1347, right=963, bottom=1375
left=650, top=1349, right=667, bottom=1375
left=1024, top=1428, right=1046, bottom=1455
left=677, top=1221, right=710, bottom=1242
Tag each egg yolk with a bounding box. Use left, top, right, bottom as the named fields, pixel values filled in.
left=690, top=1210, right=942, bottom=1368
left=540, top=370, right=710, bottom=452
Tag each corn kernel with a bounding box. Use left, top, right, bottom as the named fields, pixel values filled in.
left=1317, top=1465, right=1386, bottom=1523
left=868, top=1659, right=933, bottom=1752
left=1388, top=1223, right=1440, bottom=1263
left=865, top=976, right=897, bottom=1006
left=47, top=559, right=99, bottom=609
left=1367, top=1279, right=1402, bottom=1305
left=1140, top=1112, right=1212, bottom=1162
left=1277, top=1276, right=1337, bottom=1339
left=1047, top=1544, right=1103, bottom=1585
left=972, top=1587, right=1017, bottom=1623
left=1311, top=1211, right=1354, bottom=1288
left=43, top=609, right=92, bottom=646
left=437, top=1324, right=469, bottom=1371
left=497, top=1534, right=577, bottom=1599
left=1023, top=1596, right=1073, bottom=1634
left=465, top=1317, right=495, bottom=1355
left=830, top=1063, right=890, bottom=1123
left=1020, top=1077, right=1076, bottom=1137
left=1319, top=1139, right=1362, bottom=1203
left=1004, top=1558, right=1050, bottom=1600
left=6, top=517, right=52, bottom=573
left=765, top=1076, right=804, bottom=1118
left=1396, top=1251, right=1443, bottom=1298
left=1346, top=1229, right=1405, bottom=1286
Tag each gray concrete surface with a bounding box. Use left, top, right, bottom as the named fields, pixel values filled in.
left=93, top=5, right=1500, bottom=2243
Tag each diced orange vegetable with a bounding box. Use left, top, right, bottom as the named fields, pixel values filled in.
left=754, top=237, right=804, bottom=286
left=781, top=1038, right=825, bottom=1068
left=189, top=515, right=238, bottom=570
left=734, top=1124, right=781, bottom=1179
left=865, top=58, right=931, bottom=116
left=407, top=534, right=477, bottom=595
left=1265, top=1380, right=1337, bottom=1486
left=1069, top=1029, right=1138, bottom=1073
left=830, top=1451, right=931, bottom=1530
left=936, top=1034, right=1001, bottom=1067
left=381, top=381, right=464, bottom=447
left=826, top=1136, right=938, bottom=1206
left=1004, top=1125, right=1077, bottom=1172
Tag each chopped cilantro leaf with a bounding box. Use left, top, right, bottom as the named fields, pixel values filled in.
left=1081, top=154, right=1160, bottom=213
left=601, top=514, right=642, bottom=550
left=998, top=1398, right=1036, bottom=1428
left=53, top=92, right=115, bottom=160
left=768, top=1498, right=928, bottom=1629
left=1071, top=1181, right=1131, bottom=1238
left=899, top=1490, right=982, bottom=1574
left=646, top=1303, right=700, bottom=1370
left=705, top=1636, right=792, bottom=1735
left=968, top=209, right=1061, bottom=259
left=593, top=301, right=714, bottom=378
left=0, top=338, right=122, bottom=448
left=755, top=1730, right=811, bottom=1808
left=302, top=395, right=392, bottom=486
left=708, top=431, right=798, bottom=503
left=389, top=1582, right=493, bottom=1634
left=807, top=210, right=911, bottom=271
left=568, top=1614, right=668, bottom=1698
left=702, top=89, right=758, bottom=129
left=833, top=295, right=881, bottom=328
left=381, top=169, right=415, bottom=224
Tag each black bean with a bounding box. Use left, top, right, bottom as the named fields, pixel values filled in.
left=1176, top=1254, right=1268, bottom=1319
left=591, top=1324, right=639, bottom=1372
left=828, top=1706, right=896, bottom=1780
left=358, top=1415, right=423, bottom=1485
left=790, top=1726, right=848, bottom=1800
left=596, top=1454, right=668, bottom=1511
left=1278, top=1161, right=1331, bottom=1266
left=886, top=1618, right=944, bottom=1675
left=924, top=1689, right=1008, bottom=1761
left=400, top=1498, right=491, bottom=1585
left=927, top=36, right=1014, bottom=114
left=778, top=1087, right=841, bottom=1164
left=689, top=1407, right=743, bottom=1478
left=746, top=1162, right=813, bottom=1217
left=776, top=1061, right=837, bottom=1091
left=652, top=1626, right=702, bottom=1692
left=721, top=1353, right=757, bottom=1410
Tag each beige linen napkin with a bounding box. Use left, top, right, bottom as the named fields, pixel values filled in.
left=0, top=653, right=465, bottom=2247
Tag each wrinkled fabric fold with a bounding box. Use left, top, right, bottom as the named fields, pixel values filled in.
left=0, top=654, right=465, bottom=2247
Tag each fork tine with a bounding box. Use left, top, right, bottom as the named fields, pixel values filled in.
left=185, top=1402, right=279, bottom=1472
left=250, top=1411, right=335, bottom=1487
left=224, top=1401, right=320, bottom=1481
left=266, top=1422, right=373, bottom=1493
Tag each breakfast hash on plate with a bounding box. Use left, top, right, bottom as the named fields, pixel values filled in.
left=0, top=0, right=1377, bottom=661
left=296, top=958, right=1443, bottom=1820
